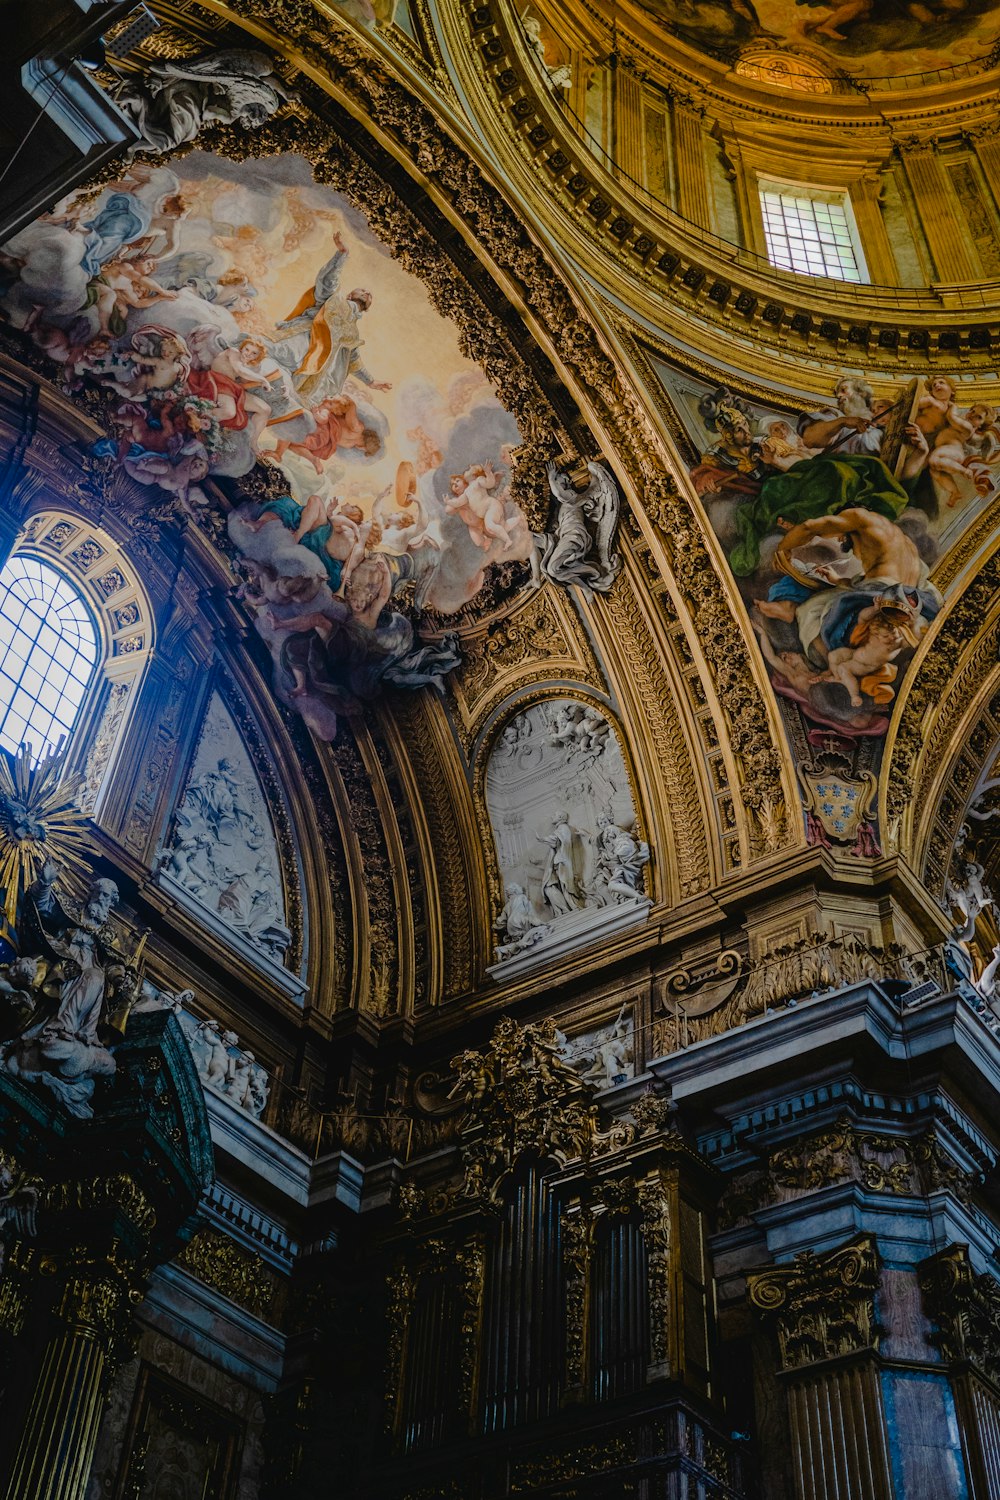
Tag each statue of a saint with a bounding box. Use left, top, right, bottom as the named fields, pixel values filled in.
left=0, top=862, right=129, bottom=1118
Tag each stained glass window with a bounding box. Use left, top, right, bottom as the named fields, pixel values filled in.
left=0, top=554, right=98, bottom=760
left=759, top=184, right=867, bottom=283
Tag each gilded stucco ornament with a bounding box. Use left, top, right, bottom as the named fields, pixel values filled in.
left=0, top=1149, right=39, bottom=1278
left=446, top=1017, right=599, bottom=1195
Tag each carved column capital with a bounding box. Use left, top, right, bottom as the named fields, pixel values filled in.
left=919, top=1243, right=1000, bottom=1384
left=747, top=1234, right=881, bottom=1372
left=47, top=1249, right=142, bottom=1371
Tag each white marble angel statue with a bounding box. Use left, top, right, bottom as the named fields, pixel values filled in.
left=534, top=460, right=622, bottom=601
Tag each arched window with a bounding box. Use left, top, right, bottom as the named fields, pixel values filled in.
left=0, top=554, right=98, bottom=759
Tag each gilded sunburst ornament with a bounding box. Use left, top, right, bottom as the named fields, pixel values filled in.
left=0, top=746, right=91, bottom=931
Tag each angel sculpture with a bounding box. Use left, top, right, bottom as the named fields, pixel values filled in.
left=533, top=460, right=622, bottom=602
left=117, top=50, right=294, bottom=157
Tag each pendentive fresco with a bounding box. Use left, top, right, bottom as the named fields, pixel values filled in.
left=656, top=356, right=1000, bottom=851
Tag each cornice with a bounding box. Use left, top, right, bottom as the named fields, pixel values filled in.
left=436, top=0, right=1000, bottom=373
left=531, top=0, right=1000, bottom=119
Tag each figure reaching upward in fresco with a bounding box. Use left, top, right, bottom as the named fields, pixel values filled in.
left=187, top=325, right=272, bottom=439
left=273, top=232, right=392, bottom=403
left=235, top=336, right=317, bottom=449
left=0, top=158, right=527, bottom=740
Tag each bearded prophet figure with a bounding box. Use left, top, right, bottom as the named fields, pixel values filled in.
left=273, top=233, right=391, bottom=403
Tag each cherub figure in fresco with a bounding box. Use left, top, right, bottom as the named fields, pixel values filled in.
left=273, top=232, right=392, bottom=402
left=371, top=463, right=440, bottom=555
left=128, top=328, right=192, bottom=395
left=913, top=375, right=962, bottom=446
left=406, top=425, right=443, bottom=474
left=752, top=620, right=826, bottom=699
left=236, top=337, right=317, bottom=448
left=928, top=401, right=1000, bottom=508
left=110, top=393, right=219, bottom=460
left=270, top=394, right=382, bottom=471
left=215, top=267, right=259, bottom=320
left=821, top=599, right=912, bottom=708
left=69, top=336, right=137, bottom=395
left=759, top=419, right=819, bottom=471
left=444, top=462, right=513, bottom=551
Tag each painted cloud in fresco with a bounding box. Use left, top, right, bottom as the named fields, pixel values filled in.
left=0, top=154, right=530, bottom=740
left=656, top=357, right=1000, bottom=847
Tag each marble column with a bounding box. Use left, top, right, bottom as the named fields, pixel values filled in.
left=1, top=1259, right=136, bottom=1500
left=748, top=1236, right=893, bottom=1500
left=611, top=64, right=645, bottom=187
left=850, top=173, right=900, bottom=287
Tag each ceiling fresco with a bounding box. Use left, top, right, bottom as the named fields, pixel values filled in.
left=656, top=356, right=1000, bottom=851
left=0, top=153, right=531, bottom=741
left=636, top=0, right=1000, bottom=76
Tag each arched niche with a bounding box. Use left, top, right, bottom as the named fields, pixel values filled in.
left=483, top=695, right=651, bottom=979
left=156, top=680, right=307, bottom=1003
left=10, top=508, right=154, bottom=819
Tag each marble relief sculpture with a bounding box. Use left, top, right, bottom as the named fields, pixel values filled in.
left=485, top=700, right=651, bottom=974
left=159, top=695, right=291, bottom=965
left=493, top=882, right=548, bottom=960
left=135, top=981, right=271, bottom=1120
left=556, top=1006, right=635, bottom=1090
